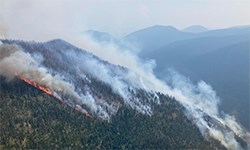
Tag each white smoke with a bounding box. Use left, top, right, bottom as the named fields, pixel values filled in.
left=70, top=34, right=250, bottom=150
left=0, top=44, right=112, bottom=120
left=63, top=48, right=153, bottom=115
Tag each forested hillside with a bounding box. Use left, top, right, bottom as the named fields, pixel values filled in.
left=0, top=77, right=225, bottom=149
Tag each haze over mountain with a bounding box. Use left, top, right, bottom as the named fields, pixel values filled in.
left=84, top=30, right=118, bottom=43
left=182, top=25, right=208, bottom=33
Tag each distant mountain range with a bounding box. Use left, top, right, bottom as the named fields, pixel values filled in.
left=122, top=25, right=249, bottom=55
left=123, top=25, right=194, bottom=54
left=85, top=25, right=250, bottom=131
left=121, top=26, right=250, bottom=130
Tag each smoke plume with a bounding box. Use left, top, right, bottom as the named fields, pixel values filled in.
left=72, top=35, right=250, bottom=150
left=0, top=37, right=249, bottom=149
left=0, top=43, right=113, bottom=120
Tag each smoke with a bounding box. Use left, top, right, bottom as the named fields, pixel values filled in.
left=0, top=43, right=112, bottom=120
left=1, top=36, right=249, bottom=149
left=167, top=71, right=250, bottom=149
left=71, top=34, right=250, bottom=150
left=0, top=1, right=249, bottom=148
left=63, top=45, right=153, bottom=115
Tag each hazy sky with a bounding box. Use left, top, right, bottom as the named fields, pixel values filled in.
left=0, top=0, right=250, bottom=40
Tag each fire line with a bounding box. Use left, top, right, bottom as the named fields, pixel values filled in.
left=14, top=72, right=95, bottom=120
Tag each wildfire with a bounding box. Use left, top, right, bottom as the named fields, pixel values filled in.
left=14, top=72, right=95, bottom=120
left=20, top=76, right=53, bottom=95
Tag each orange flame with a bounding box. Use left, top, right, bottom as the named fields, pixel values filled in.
left=20, top=77, right=53, bottom=95
left=14, top=72, right=95, bottom=120
left=75, top=105, right=95, bottom=120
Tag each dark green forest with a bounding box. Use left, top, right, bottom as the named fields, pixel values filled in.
left=0, top=77, right=225, bottom=149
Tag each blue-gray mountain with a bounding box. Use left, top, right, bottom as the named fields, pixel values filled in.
left=121, top=25, right=250, bottom=131
left=182, top=25, right=208, bottom=33
left=84, top=30, right=118, bottom=43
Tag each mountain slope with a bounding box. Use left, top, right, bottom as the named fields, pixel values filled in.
left=0, top=77, right=226, bottom=149
left=176, top=41, right=250, bottom=130
left=0, top=39, right=249, bottom=149
left=128, top=25, right=250, bottom=132
left=146, top=38, right=250, bottom=130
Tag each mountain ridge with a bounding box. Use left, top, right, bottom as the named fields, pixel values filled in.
left=122, top=25, right=250, bottom=55
left=182, top=25, right=208, bottom=33
left=0, top=39, right=249, bottom=149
